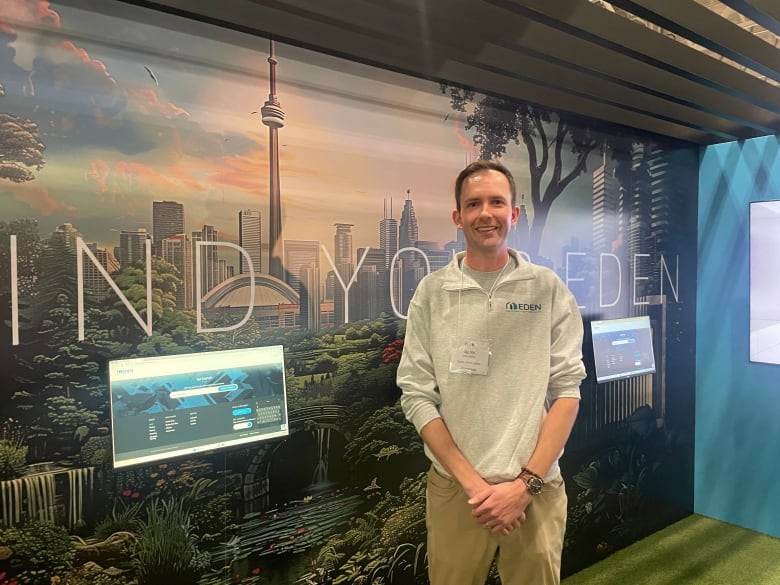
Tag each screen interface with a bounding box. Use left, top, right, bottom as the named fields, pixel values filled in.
left=591, top=316, right=656, bottom=383
left=108, top=345, right=288, bottom=468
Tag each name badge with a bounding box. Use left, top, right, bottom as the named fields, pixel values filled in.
left=449, top=339, right=490, bottom=375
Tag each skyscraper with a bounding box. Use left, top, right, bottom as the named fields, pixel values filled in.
left=192, top=225, right=219, bottom=302
left=628, top=143, right=656, bottom=304
left=118, top=228, right=149, bottom=268
left=160, top=234, right=188, bottom=309
left=284, top=239, right=320, bottom=330
left=592, top=156, right=620, bottom=253
left=399, top=190, right=419, bottom=250
left=398, top=191, right=420, bottom=313
left=82, top=243, right=119, bottom=299
left=284, top=240, right=320, bottom=297
left=379, top=199, right=398, bottom=269
left=239, top=209, right=262, bottom=274
left=51, top=223, right=82, bottom=251
left=334, top=223, right=353, bottom=266
left=152, top=200, right=184, bottom=254
left=354, top=247, right=385, bottom=320
left=333, top=223, right=354, bottom=325
left=261, top=40, right=285, bottom=280
left=379, top=199, right=400, bottom=314
left=509, top=194, right=531, bottom=253
left=415, top=241, right=450, bottom=273
left=300, top=263, right=321, bottom=331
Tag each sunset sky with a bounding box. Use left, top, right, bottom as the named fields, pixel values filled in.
left=0, top=0, right=597, bottom=270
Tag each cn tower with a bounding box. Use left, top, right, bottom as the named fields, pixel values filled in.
left=261, top=39, right=285, bottom=280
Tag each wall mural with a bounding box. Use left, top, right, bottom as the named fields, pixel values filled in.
left=0, top=1, right=697, bottom=584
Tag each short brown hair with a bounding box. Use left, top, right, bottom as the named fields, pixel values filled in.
left=454, top=160, right=517, bottom=211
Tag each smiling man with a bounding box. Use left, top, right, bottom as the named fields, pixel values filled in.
left=397, top=159, right=586, bottom=585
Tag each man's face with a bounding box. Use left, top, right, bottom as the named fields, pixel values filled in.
left=452, top=169, right=519, bottom=256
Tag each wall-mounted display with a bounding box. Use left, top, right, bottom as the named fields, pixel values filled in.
left=749, top=200, right=780, bottom=365
left=592, top=316, right=656, bottom=383
left=108, top=345, right=289, bottom=468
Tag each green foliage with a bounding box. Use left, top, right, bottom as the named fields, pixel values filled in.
left=564, top=408, right=672, bottom=564
left=132, top=498, right=209, bottom=585
left=314, top=473, right=429, bottom=585
left=34, top=240, right=77, bottom=321
left=189, top=493, right=234, bottom=536
left=0, top=113, right=46, bottom=183
left=0, top=520, right=75, bottom=585
left=93, top=501, right=143, bottom=542
left=378, top=502, right=426, bottom=548
left=342, top=403, right=425, bottom=486
left=0, top=218, right=43, bottom=298
left=0, top=439, right=27, bottom=479
left=79, top=435, right=111, bottom=466
left=116, top=460, right=215, bottom=503
left=60, top=563, right=135, bottom=585
left=44, top=395, right=99, bottom=436
left=0, top=419, right=27, bottom=479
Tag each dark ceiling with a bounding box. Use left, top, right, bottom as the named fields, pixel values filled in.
left=120, top=0, right=780, bottom=145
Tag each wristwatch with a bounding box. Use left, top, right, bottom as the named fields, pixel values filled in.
left=519, top=467, right=544, bottom=496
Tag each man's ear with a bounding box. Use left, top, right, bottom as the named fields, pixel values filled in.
left=452, top=209, right=462, bottom=228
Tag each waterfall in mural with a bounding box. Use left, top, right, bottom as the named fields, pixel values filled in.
left=311, top=427, right=330, bottom=484
left=67, top=467, right=95, bottom=528
left=0, top=467, right=94, bottom=528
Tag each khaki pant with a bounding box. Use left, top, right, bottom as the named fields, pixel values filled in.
left=426, top=465, right=567, bottom=585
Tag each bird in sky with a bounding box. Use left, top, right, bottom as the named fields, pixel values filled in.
left=143, top=65, right=159, bottom=86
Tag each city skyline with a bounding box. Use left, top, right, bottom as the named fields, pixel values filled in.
left=45, top=134, right=685, bottom=317
left=0, top=0, right=598, bottom=268
left=1, top=0, right=686, bottom=329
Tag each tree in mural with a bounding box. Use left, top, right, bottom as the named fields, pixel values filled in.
left=445, top=87, right=601, bottom=259
left=0, top=218, right=44, bottom=299
left=0, top=220, right=44, bottom=419
left=103, top=257, right=204, bottom=353
left=31, top=236, right=78, bottom=324
left=0, top=112, right=46, bottom=183
left=342, top=402, right=425, bottom=487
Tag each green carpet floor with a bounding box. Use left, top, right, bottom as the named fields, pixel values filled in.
left=562, top=514, right=780, bottom=585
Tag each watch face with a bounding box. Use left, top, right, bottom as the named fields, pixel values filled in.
left=527, top=476, right=544, bottom=495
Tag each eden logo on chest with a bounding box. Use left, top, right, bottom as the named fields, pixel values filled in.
left=505, top=301, right=543, bottom=312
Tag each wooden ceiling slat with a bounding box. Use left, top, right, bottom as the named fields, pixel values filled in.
left=479, top=44, right=757, bottom=139
left=497, top=20, right=780, bottom=132
left=491, top=0, right=780, bottom=111
left=613, top=0, right=780, bottom=81
left=743, top=0, right=780, bottom=24
left=114, top=0, right=780, bottom=144
left=438, top=59, right=721, bottom=143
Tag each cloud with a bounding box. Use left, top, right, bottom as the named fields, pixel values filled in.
left=203, top=153, right=267, bottom=194
left=451, top=112, right=475, bottom=152
left=0, top=10, right=219, bottom=161
left=7, top=180, right=78, bottom=216
left=84, top=158, right=110, bottom=196
left=84, top=157, right=209, bottom=201
left=0, top=0, right=61, bottom=32
left=126, top=87, right=190, bottom=119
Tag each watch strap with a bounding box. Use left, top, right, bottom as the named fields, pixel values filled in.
left=521, top=467, right=542, bottom=480
left=519, top=467, right=544, bottom=495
